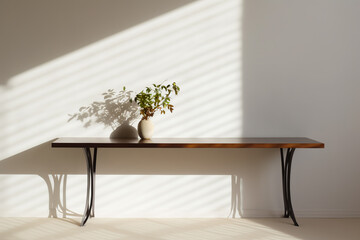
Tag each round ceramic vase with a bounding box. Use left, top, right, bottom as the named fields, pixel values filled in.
left=138, top=119, right=154, bottom=139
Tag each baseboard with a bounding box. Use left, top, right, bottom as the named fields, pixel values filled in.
left=241, top=209, right=360, bottom=218
left=294, top=209, right=360, bottom=218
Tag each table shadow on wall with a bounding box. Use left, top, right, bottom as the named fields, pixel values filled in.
left=0, top=142, right=280, bottom=223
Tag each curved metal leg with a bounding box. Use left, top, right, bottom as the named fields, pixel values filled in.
left=286, top=148, right=298, bottom=226
left=90, top=148, right=97, bottom=218
left=81, top=148, right=97, bottom=226
left=81, top=148, right=92, bottom=226
left=280, top=149, right=289, bottom=218
left=280, top=148, right=299, bottom=226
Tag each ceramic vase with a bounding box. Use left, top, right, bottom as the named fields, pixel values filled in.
left=138, top=119, right=154, bottom=139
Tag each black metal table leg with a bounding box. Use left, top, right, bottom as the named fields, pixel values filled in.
left=91, top=148, right=97, bottom=218
left=81, top=147, right=97, bottom=226
left=280, top=148, right=299, bottom=226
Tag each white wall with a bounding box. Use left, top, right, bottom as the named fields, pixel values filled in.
left=242, top=0, right=360, bottom=217
left=0, top=0, right=359, bottom=219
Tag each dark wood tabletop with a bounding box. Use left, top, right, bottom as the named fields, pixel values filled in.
left=52, top=137, right=324, bottom=148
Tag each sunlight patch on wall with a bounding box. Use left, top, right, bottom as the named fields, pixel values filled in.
left=0, top=0, right=243, bottom=218
left=96, top=175, right=230, bottom=217
left=0, top=0, right=242, bottom=160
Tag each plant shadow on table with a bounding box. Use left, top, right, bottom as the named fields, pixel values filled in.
left=68, top=88, right=140, bottom=139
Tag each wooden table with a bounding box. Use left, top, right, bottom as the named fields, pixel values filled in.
left=52, top=137, right=324, bottom=226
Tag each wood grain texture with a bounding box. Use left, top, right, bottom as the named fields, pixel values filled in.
left=52, top=137, right=324, bottom=148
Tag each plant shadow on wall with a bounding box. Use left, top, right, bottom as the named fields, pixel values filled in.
left=68, top=88, right=140, bottom=139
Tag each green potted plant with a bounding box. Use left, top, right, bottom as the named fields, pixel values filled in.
left=131, top=82, right=180, bottom=139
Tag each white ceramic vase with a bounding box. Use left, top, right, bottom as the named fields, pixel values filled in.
left=138, top=119, right=154, bottom=139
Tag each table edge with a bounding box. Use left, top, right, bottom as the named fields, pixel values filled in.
left=51, top=137, right=325, bottom=149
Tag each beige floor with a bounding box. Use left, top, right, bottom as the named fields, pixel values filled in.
left=0, top=218, right=360, bottom=240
